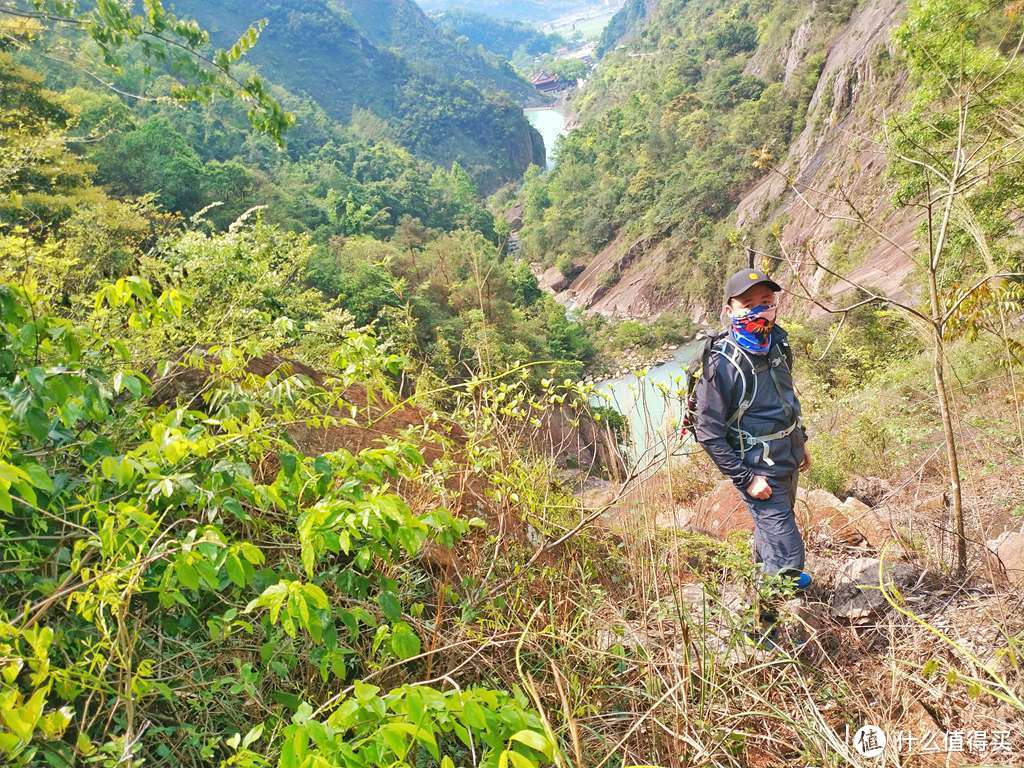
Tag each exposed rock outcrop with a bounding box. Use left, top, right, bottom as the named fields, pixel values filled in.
left=555, top=0, right=916, bottom=321
left=983, top=529, right=1024, bottom=587
left=668, top=479, right=891, bottom=548
left=829, top=556, right=924, bottom=620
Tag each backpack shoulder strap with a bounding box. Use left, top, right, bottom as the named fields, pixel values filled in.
left=778, top=335, right=794, bottom=371
left=709, top=334, right=756, bottom=428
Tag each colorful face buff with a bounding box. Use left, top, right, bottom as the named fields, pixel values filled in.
left=729, top=303, right=777, bottom=355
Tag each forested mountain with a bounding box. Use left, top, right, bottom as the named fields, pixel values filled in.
left=417, top=0, right=611, bottom=23
left=328, top=0, right=537, bottom=100
left=521, top=0, right=919, bottom=316
left=596, top=0, right=651, bottom=55
left=170, top=0, right=545, bottom=190
left=433, top=9, right=566, bottom=58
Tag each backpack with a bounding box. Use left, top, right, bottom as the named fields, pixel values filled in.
left=680, top=331, right=794, bottom=441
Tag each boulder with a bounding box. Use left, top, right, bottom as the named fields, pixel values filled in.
left=844, top=475, right=894, bottom=506
left=983, top=530, right=1024, bottom=587
left=796, top=488, right=863, bottom=545
left=839, top=496, right=894, bottom=548
left=675, top=580, right=746, bottom=615
left=538, top=266, right=571, bottom=293
left=830, top=557, right=922, bottom=620
left=671, top=481, right=892, bottom=549
left=671, top=581, right=751, bottom=660
left=675, top=480, right=753, bottom=538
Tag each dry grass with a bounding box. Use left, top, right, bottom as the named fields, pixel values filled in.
left=403, top=346, right=1024, bottom=767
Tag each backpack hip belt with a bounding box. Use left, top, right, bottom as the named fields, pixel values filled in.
left=731, top=418, right=801, bottom=467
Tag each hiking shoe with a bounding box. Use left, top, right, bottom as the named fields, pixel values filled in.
left=778, top=569, right=812, bottom=594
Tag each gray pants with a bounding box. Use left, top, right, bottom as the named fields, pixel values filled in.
left=741, top=470, right=805, bottom=575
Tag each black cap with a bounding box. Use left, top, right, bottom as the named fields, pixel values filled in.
left=723, top=268, right=782, bottom=305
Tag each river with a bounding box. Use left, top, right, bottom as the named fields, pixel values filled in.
left=591, top=340, right=703, bottom=465
left=525, top=107, right=568, bottom=170
left=525, top=87, right=695, bottom=465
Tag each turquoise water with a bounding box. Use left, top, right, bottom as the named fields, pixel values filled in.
left=525, top=107, right=568, bottom=170
left=591, top=340, right=703, bottom=464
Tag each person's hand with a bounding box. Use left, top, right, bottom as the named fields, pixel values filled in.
left=746, top=475, right=773, bottom=500
left=799, top=447, right=812, bottom=473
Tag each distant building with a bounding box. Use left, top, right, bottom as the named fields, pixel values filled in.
left=530, top=72, right=563, bottom=94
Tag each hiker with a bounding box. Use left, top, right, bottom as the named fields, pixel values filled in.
left=691, top=267, right=812, bottom=591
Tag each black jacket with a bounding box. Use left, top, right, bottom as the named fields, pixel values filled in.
left=694, top=325, right=807, bottom=491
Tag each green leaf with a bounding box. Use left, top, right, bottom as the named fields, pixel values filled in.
left=461, top=699, right=487, bottom=729
left=390, top=622, right=421, bottom=660
left=23, top=463, right=53, bottom=492
left=176, top=560, right=200, bottom=590
left=26, top=408, right=50, bottom=442
left=242, top=723, right=264, bottom=748
left=302, top=583, right=329, bottom=610
left=509, top=730, right=552, bottom=760
left=380, top=724, right=407, bottom=757
left=378, top=592, right=402, bottom=623
left=239, top=542, right=264, bottom=565
left=225, top=553, right=246, bottom=588
left=505, top=750, right=536, bottom=768
left=280, top=453, right=298, bottom=477
left=383, top=722, right=439, bottom=760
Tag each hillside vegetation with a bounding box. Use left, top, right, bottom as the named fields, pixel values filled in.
left=433, top=9, right=566, bottom=60
left=170, top=0, right=545, bottom=191
left=2, top=1, right=1024, bottom=767
left=417, top=1, right=608, bottom=24
left=519, top=0, right=881, bottom=315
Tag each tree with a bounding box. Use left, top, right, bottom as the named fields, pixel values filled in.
left=0, top=0, right=292, bottom=143
left=0, top=27, right=100, bottom=229
left=93, top=116, right=206, bottom=212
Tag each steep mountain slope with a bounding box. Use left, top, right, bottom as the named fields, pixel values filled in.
left=596, top=0, right=652, bottom=56
left=433, top=9, right=565, bottom=59
left=171, top=0, right=544, bottom=190
left=333, top=0, right=537, bottom=101
left=417, top=1, right=608, bottom=24
left=520, top=0, right=918, bottom=319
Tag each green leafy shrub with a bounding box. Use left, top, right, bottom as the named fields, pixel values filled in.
left=0, top=277, right=532, bottom=766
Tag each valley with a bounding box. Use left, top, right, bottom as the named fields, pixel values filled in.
left=1, top=1, right=1022, bottom=766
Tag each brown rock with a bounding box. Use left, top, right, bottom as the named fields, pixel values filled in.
left=845, top=475, right=894, bottom=506
left=675, top=481, right=892, bottom=549
left=840, top=496, right=894, bottom=548
left=983, top=530, right=1024, bottom=587
left=678, top=480, right=753, bottom=537
left=669, top=480, right=899, bottom=559
left=797, top=488, right=864, bottom=545
left=538, top=266, right=570, bottom=293
left=914, top=492, right=947, bottom=515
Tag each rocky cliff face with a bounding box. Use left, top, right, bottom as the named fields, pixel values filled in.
left=549, top=0, right=920, bottom=321
left=736, top=0, right=916, bottom=316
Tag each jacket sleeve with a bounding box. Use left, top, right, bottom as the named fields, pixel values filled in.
left=694, top=353, right=756, bottom=491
